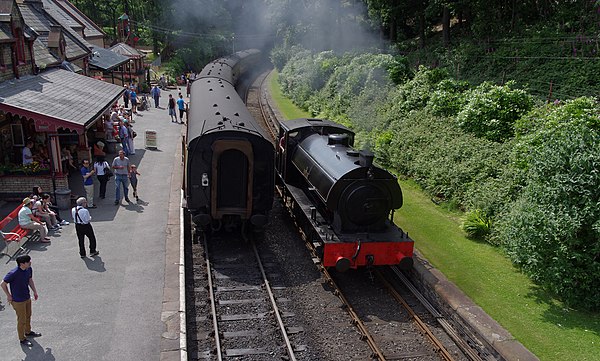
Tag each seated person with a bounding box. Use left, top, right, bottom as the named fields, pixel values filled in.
left=18, top=197, right=50, bottom=242
left=33, top=194, right=60, bottom=231
left=31, top=186, right=69, bottom=226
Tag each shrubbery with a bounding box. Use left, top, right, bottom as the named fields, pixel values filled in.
left=275, top=49, right=600, bottom=310
left=456, top=81, right=534, bottom=142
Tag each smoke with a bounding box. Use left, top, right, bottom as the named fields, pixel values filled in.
left=268, top=0, right=385, bottom=53
left=166, top=0, right=386, bottom=54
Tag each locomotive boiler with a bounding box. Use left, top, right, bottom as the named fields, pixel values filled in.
left=184, top=50, right=274, bottom=241
left=276, top=118, right=414, bottom=271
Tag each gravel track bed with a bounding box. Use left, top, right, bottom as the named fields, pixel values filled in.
left=380, top=268, right=471, bottom=360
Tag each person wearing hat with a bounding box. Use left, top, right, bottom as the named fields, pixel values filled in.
left=18, top=198, right=50, bottom=242
left=93, top=141, right=105, bottom=159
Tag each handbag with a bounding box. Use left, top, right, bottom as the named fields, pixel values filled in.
left=104, top=165, right=113, bottom=178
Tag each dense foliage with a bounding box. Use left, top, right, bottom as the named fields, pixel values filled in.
left=497, top=98, right=600, bottom=308
left=277, top=47, right=600, bottom=310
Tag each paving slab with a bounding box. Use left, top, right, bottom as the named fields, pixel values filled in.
left=0, top=89, right=186, bottom=361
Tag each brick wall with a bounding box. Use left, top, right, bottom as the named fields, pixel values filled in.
left=0, top=174, right=68, bottom=200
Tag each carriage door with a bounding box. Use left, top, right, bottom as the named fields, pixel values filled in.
left=211, top=140, right=254, bottom=220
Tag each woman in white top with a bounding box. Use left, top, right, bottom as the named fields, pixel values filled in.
left=93, top=157, right=111, bottom=199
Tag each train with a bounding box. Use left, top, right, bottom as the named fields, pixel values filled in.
left=183, top=49, right=274, bottom=241
left=184, top=50, right=414, bottom=271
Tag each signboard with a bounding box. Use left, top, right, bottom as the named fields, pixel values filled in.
left=145, top=130, right=157, bottom=149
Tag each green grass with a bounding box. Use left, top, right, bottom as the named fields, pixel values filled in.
left=267, top=79, right=600, bottom=360
left=268, top=71, right=312, bottom=120
left=395, top=179, right=600, bottom=361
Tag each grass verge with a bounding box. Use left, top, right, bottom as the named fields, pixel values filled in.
left=395, top=179, right=599, bottom=361
left=268, top=71, right=312, bottom=120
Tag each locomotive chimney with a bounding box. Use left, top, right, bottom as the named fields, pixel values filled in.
left=359, top=150, right=374, bottom=168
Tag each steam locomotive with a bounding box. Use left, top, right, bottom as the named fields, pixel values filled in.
left=275, top=118, right=414, bottom=271
left=184, top=50, right=413, bottom=271
left=183, top=50, right=274, bottom=241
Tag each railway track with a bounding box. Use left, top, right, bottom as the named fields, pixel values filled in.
left=252, top=68, right=496, bottom=361
left=189, top=233, right=304, bottom=360
left=186, top=64, right=497, bottom=361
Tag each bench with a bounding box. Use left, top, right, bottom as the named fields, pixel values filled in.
left=0, top=204, right=38, bottom=259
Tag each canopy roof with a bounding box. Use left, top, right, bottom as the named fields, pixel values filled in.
left=0, top=68, right=124, bottom=133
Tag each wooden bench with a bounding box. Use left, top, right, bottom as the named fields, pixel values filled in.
left=0, top=204, right=38, bottom=259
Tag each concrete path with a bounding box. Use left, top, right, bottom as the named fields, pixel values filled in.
left=0, top=89, right=186, bottom=361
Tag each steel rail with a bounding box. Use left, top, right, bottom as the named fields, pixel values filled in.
left=251, top=241, right=297, bottom=361
left=203, top=235, right=223, bottom=360
left=391, top=267, right=485, bottom=361
left=280, top=205, right=388, bottom=360
left=374, top=268, right=456, bottom=361
left=257, top=70, right=279, bottom=140
left=322, top=266, right=388, bottom=360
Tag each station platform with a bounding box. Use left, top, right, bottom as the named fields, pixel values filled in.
left=0, top=89, right=186, bottom=361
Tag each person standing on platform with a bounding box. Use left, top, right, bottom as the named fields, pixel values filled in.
left=112, top=150, right=131, bottom=205
left=123, top=86, right=130, bottom=108
left=168, top=94, right=177, bottom=122
left=177, top=94, right=186, bottom=124
left=80, top=159, right=96, bottom=208
left=118, top=119, right=130, bottom=156
left=1, top=255, right=42, bottom=347
left=71, top=197, right=99, bottom=258
left=130, top=88, right=138, bottom=114
left=129, top=164, right=141, bottom=201
left=151, top=85, right=161, bottom=108
left=94, top=157, right=111, bottom=199
left=22, top=141, right=34, bottom=165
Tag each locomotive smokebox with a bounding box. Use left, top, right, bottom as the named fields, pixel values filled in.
left=359, top=150, right=374, bottom=168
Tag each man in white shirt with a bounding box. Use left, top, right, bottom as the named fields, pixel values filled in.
left=71, top=197, right=98, bottom=258
left=22, top=141, right=34, bottom=165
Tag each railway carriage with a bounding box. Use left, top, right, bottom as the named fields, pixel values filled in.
left=276, top=118, right=414, bottom=271
left=184, top=50, right=273, bottom=241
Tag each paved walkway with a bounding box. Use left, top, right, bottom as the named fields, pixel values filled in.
left=0, top=89, right=186, bottom=361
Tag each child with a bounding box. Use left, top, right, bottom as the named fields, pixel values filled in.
left=129, top=164, right=141, bottom=201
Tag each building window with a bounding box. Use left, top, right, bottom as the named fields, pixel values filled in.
left=11, top=124, right=24, bottom=146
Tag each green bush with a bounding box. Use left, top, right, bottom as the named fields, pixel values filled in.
left=386, top=111, right=509, bottom=207
left=462, top=209, right=492, bottom=240
left=426, top=78, right=470, bottom=117
left=456, top=81, right=534, bottom=142
left=388, top=66, right=448, bottom=116
left=496, top=119, right=600, bottom=310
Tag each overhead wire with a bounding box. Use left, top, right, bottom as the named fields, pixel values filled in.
left=128, top=19, right=275, bottom=40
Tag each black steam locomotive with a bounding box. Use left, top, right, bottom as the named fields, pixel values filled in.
left=276, top=118, right=414, bottom=271
left=183, top=50, right=274, bottom=241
